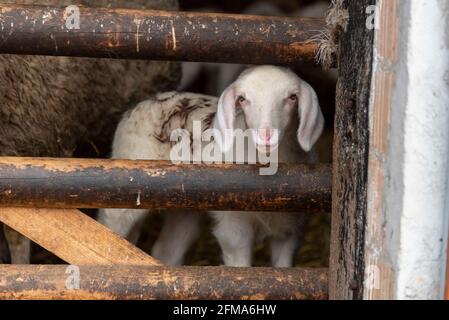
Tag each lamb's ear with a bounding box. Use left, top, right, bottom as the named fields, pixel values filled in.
left=213, top=85, right=236, bottom=153
left=297, top=80, right=325, bottom=152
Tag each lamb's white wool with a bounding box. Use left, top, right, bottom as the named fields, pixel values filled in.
left=97, top=66, right=324, bottom=267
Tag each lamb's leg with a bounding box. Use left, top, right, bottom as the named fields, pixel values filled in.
left=151, top=211, right=202, bottom=266
left=270, top=234, right=299, bottom=268
left=3, top=226, right=30, bottom=264
left=97, top=208, right=149, bottom=244
left=212, top=212, right=254, bottom=267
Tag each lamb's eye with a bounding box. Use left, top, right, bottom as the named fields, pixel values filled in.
left=237, top=96, right=246, bottom=104
left=289, top=94, right=298, bottom=102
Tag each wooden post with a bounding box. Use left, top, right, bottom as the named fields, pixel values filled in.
left=0, top=265, right=328, bottom=300
left=0, top=157, right=332, bottom=212
left=363, top=0, right=400, bottom=299
left=0, top=4, right=326, bottom=65
left=329, top=0, right=375, bottom=300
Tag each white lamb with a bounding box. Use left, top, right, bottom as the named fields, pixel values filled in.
left=98, top=65, right=324, bottom=267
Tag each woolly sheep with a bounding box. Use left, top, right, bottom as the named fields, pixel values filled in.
left=0, top=0, right=180, bottom=264
left=98, top=65, right=324, bottom=267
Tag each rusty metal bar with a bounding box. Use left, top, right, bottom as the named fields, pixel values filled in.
left=0, top=265, right=328, bottom=300
left=0, top=157, right=331, bottom=212
left=0, top=4, right=325, bottom=65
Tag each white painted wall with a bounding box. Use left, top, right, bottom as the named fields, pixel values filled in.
left=385, top=0, right=449, bottom=299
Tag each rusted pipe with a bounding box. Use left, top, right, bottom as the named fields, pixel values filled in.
left=0, top=265, right=328, bottom=300
left=0, top=4, right=325, bottom=65
left=446, top=231, right=449, bottom=300
left=0, top=157, right=331, bottom=212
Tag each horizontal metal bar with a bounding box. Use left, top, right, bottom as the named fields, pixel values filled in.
left=0, top=265, right=328, bottom=300
left=0, top=157, right=331, bottom=212
left=0, top=4, right=325, bottom=65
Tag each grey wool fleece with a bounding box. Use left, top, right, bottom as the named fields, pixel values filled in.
left=0, top=0, right=180, bottom=263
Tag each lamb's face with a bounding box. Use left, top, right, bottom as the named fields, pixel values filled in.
left=213, top=66, right=324, bottom=154
left=233, top=67, right=301, bottom=152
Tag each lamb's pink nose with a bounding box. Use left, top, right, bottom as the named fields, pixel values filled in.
left=258, top=128, right=274, bottom=145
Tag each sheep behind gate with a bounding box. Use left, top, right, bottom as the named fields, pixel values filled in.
left=0, top=0, right=180, bottom=264
left=98, top=66, right=325, bottom=267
